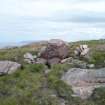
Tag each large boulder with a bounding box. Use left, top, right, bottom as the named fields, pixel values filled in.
left=39, top=39, right=69, bottom=65
left=0, top=61, right=21, bottom=75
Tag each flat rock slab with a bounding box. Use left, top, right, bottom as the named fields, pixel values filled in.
left=0, top=61, right=21, bottom=75
left=62, top=68, right=105, bottom=99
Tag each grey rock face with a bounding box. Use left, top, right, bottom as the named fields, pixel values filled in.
left=36, top=58, right=47, bottom=64
left=48, top=58, right=61, bottom=65
left=0, top=61, right=21, bottom=75
left=39, top=39, right=69, bottom=65
left=62, top=68, right=105, bottom=99
left=71, top=59, right=87, bottom=69
left=24, top=53, right=36, bottom=64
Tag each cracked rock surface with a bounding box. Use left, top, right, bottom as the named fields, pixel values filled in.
left=62, top=68, right=105, bottom=99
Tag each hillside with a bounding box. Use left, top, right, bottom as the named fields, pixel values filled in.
left=0, top=39, right=105, bottom=105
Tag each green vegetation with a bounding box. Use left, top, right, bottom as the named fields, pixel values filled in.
left=0, top=47, right=38, bottom=64
left=0, top=64, right=71, bottom=105
left=0, top=63, right=47, bottom=104
left=48, top=64, right=73, bottom=100
left=0, top=40, right=105, bottom=105
left=25, top=64, right=45, bottom=73
left=90, top=87, right=105, bottom=105
left=71, top=39, right=105, bottom=46
left=89, top=51, right=105, bottom=67
left=69, top=39, right=105, bottom=68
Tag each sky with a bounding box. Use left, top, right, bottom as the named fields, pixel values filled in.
left=0, top=0, right=105, bottom=43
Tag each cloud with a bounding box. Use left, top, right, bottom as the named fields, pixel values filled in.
left=0, top=0, right=105, bottom=42
left=1, top=0, right=105, bottom=17
left=0, top=16, right=104, bottom=42
left=49, top=11, right=105, bottom=23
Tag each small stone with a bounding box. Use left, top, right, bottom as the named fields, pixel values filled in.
left=87, top=64, right=95, bottom=68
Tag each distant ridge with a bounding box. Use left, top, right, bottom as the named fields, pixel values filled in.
left=0, top=42, right=30, bottom=49
left=0, top=40, right=48, bottom=49
left=1, top=39, right=105, bottom=49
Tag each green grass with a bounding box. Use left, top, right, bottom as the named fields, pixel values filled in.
left=0, top=63, right=63, bottom=105
left=0, top=62, right=105, bottom=105
left=90, top=87, right=105, bottom=105
left=0, top=40, right=105, bottom=105
left=0, top=47, right=38, bottom=64
left=48, top=64, right=73, bottom=100
left=88, top=50, right=105, bottom=67
left=0, top=64, right=46, bottom=105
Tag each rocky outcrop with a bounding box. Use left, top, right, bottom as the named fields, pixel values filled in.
left=62, top=68, right=105, bottom=99
left=0, top=61, right=21, bottom=75
left=39, top=39, right=69, bottom=65
left=74, top=45, right=89, bottom=57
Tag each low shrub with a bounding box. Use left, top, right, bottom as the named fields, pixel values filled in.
left=25, top=64, right=45, bottom=73
left=89, top=51, right=105, bottom=67
left=90, top=87, right=105, bottom=105
left=34, top=89, right=60, bottom=105
left=48, top=64, right=73, bottom=100
left=54, top=80, right=73, bottom=99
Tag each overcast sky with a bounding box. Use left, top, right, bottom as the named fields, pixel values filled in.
left=0, top=0, right=105, bottom=43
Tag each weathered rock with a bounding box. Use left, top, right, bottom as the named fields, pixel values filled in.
left=24, top=59, right=32, bottom=64
left=24, top=53, right=36, bottom=64
left=61, top=57, right=87, bottom=69
left=74, top=45, right=89, bottom=57
left=39, top=39, right=69, bottom=65
left=62, top=68, right=105, bottom=99
left=38, top=46, right=47, bottom=57
left=39, top=39, right=69, bottom=59
left=48, top=58, right=61, bottom=65
left=36, top=58, right=47, bottom=64
left=71, top=59, right=87, bottom=69
left=0, top=61, right=21, bottom=75
left=61, top=57, right=73, bottom=64
left=87, top=64, right=95, bottom=69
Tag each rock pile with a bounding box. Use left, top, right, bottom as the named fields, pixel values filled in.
left=23, top=40, right=92, bottom=68
left=0, top=61, right=21, bottom=75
